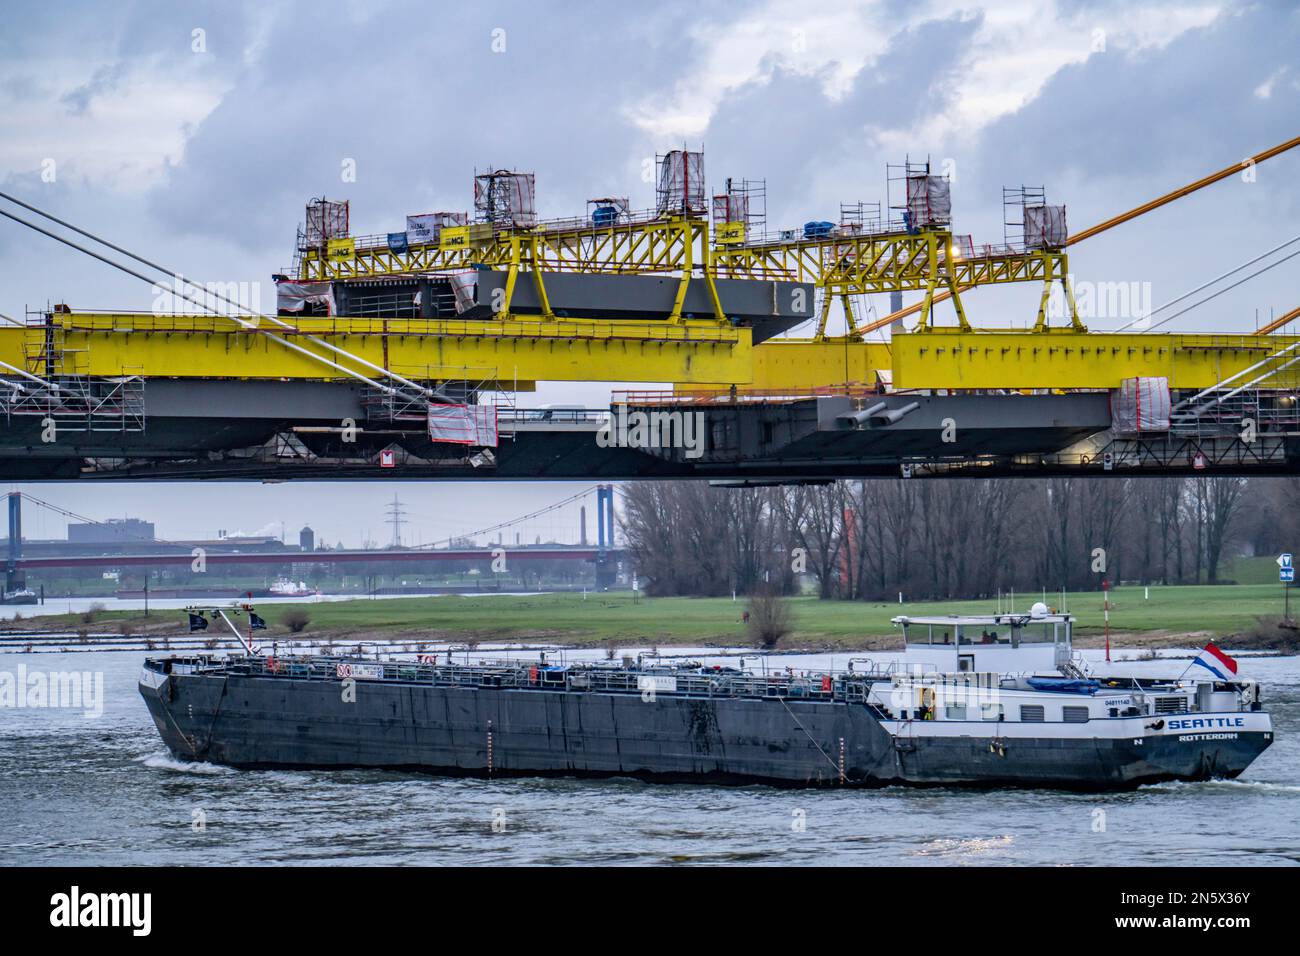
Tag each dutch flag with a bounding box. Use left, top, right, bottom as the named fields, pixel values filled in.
left=1192, top=642, right=1238, bottom=680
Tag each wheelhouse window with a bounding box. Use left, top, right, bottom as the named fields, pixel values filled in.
left=961, top=625, right=1010, bottom=646
left=923, top=625, right=953, bottom=646
left=1012, top=622, right=1056, bottom=645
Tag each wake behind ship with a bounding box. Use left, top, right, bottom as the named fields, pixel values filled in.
left=139, top=605, right=1272, bottom=790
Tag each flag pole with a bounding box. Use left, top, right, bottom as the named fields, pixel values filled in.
left=1102, top=579, right=1111, bottom=663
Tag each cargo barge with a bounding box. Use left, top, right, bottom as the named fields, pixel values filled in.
left=139, top=604, right=1272, bottom=790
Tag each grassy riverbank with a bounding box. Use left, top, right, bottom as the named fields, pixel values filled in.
left=10, top=583, right=1299, bottom=652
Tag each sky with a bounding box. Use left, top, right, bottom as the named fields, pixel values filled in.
left=1, top=0, right=1298, bottom=545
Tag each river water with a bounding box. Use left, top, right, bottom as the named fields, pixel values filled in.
left=1, top=648, right=1297, bottom=866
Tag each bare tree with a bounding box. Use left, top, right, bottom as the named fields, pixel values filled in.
left=745, top=587, right=793, bottom=649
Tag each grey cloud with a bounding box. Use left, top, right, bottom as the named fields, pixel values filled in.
left=61, top=62, right=128, bottom=116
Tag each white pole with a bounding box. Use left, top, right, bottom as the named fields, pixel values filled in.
left=1145, top=586, right=1149, bottom=600
left=898, top=591, right=903, bottom=605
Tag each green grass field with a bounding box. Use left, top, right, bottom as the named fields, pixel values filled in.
left=1222, top=555, right=1286, bottom=586
left=34, top=582, right=1294, bottom=648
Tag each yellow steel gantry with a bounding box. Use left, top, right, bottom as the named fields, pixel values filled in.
left=295, top=213, right=1080, bottom=335
left=8, top=136, right=1297, bottom=395
left=299, top=214, right=728, bottom=325
left=0, top=312, right=752, bottom=387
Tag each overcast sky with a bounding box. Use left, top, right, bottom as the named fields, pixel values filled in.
left=1, top=0, right=1298, bottom=545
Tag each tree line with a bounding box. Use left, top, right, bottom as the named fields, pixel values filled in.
left=620, top=477, right=1294, bottom=601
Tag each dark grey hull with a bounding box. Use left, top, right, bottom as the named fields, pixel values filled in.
left=140, top=672, right=1272, bottom=791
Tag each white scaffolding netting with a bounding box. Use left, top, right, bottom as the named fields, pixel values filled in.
left=275, top=279, right=335, bottom=315
left=447, top=272, right=477, bottom=314
left=428, top=403, right=499, bottom=446
left=905, top=175, right=951, bottom=228
left=305, top=199, right=349, bottom=245
left=1111, top=377, right=1171, bottom=435
left=657, top=150, right=706, bottom=214
left=1024, top=204, right=1068, bottom=250
left=474, top=171, right=536, bottom=227
left=712, top=191, right=749, bottom=224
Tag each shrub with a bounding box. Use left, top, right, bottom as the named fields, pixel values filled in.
left=80, top=602, right=107, bottom=624
left=283, top=610, right=311, bottom=633
left=745, top=587, right=793, bottom=650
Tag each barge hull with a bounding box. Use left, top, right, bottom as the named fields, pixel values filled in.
left=140, top=671, right=1272, bottom=790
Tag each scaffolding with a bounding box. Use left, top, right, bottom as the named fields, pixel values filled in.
left=473, top=169, right=536, bottom=228
left=656, top=150, right=706, bottom=216
left=888, top=158, right=950, bottom=231
left=839, top=201, right=883, bottom=235
left=0, top=374, right=145, bottom=433
left=711, top=178, right=766, bottom=245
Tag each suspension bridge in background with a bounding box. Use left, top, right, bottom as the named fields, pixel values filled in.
left=1, top=487, right=625, bottom=599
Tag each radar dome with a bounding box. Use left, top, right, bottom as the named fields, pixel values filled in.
left=1029, top=601, right=1050, bottom=619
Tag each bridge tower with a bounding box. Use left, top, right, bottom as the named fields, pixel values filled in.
left=594, top=485, right=619, bottom=590
left=6, top=491, right=23, bottom=595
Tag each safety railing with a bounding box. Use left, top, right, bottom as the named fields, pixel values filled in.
left=160, top=654, right=900, bottom=703
left=612, top=385, right=888, bottom=405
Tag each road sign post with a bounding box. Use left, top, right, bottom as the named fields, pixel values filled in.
left=1280, top=553, right=1294, bottom=621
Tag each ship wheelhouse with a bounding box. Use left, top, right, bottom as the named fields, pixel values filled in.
left=891, top=605, right=1072, bottom=676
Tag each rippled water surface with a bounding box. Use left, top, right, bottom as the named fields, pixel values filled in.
left=1, top=649, right=1297, bottom=866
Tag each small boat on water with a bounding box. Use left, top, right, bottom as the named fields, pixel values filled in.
left=268, top=577, right=316, bottom=598
left=138, top=603, right=1273, bottom=790
left=2, top=587, right=38, bottom=605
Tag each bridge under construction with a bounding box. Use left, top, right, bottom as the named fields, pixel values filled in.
left=2, top=137, right=1299, bottom=482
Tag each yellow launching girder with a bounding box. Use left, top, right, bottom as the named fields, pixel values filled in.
left=300, top=216, right=705, bottom=281
left=300, top=214, right=729, bottom=326
left=295, top=212, right=1078, bottom=333
left=892, top=330, right=1300, bottom=390
left=736, top=329, right=1300, bottom=392
left=2, top=312, right=754, bottom=387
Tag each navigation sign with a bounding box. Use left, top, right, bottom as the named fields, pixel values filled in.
left=1286, top=559, right=1297, bottom=621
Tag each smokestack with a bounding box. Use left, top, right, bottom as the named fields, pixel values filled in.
left=606, top=486, right=615, bottom=548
